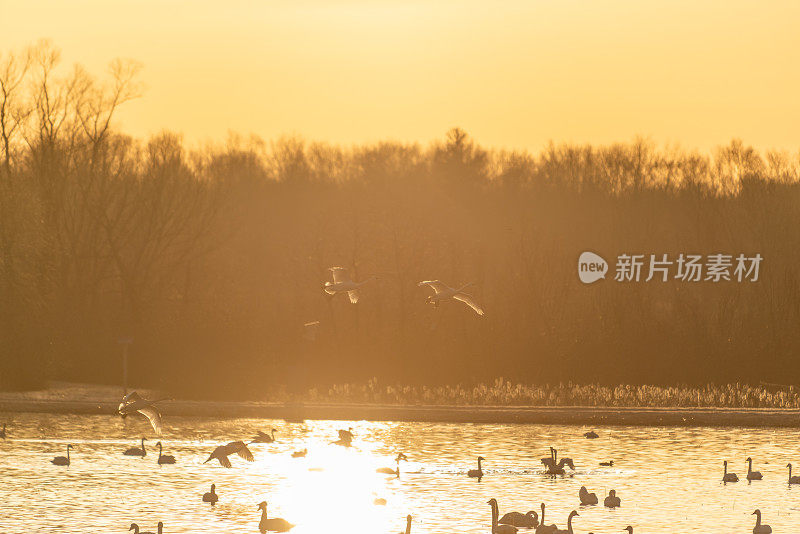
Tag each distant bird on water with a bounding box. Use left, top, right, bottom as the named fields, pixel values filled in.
left=499, top=509, right=539, bottom=528
left=747, top=457, right=763, bottom=480
left=603, top=489, right=621, bottom=508
left=156, top=442, right=175, bottom=465
left=418, top=280, right=484, bottom=315
left=250, top=428, right=277, bottom=443
left=487, top=499, right=518, bottom=534
left=129, top=523, right=154, bottom=534
left=723, top=460, right=739, bottom=482
left=205, top=441, right=255, bottom=468
left=324, top=267, right=375, bottom=303
left=787, top=463, right=800, bottom=484
left=332, top=427, right=354, bottom=446
left=468, top=456, right=485, bottom=478
left=51, top=444, right=73, bottom=466
left=578, top=486, right=598, bottom=505
left=291, top=448, right=307, bottom=458
left=118, top=391, right=169, bottom=435
left=376, top=452, right=408, bottom=476
left=257, top=501, right=294, bottom=532
left=599, top=460, right=614, bottom=467
left=123, top=437, right=147, bottom=457
left=583, top=430, right=599, bottom=439
left=0, top=423, right=6, bottom=439
left=203, top=484, right=219, bottom=504
left=752, top=509, right=772, bottom=534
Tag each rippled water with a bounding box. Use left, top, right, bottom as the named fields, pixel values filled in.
left=1, top=412, right=798, bottom=533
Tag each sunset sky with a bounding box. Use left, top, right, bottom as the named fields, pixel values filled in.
left=2, top=0, right=799, bottom=150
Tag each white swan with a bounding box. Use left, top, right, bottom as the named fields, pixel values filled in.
left=747, top=457, right=763, bottom=480
left=418, top=280, right=484, bottom=315
left=324, top=267, right=374, bottom=303
left=752, top=509, right=772, bottom=534
left=723, top=460, right=739, bottom=482
left=603, top=489, right=621, bottom=508
left=787, top=463, right=800, bottom=484
left=118, top=391, right=167, bottom=435
left=553, top=511, right=578, bottom=534
left=155, top=442, right=175, bottom=465
left=202, top=483, right=218, bottom=504
left=51, top=444, right=72, bottom=466
left=487, top=499, right=518, bottom=534
left=579, top=486, right=598, bottom=505
left=534, top=503, right=557, bottom=534
left=468, top=456, right=485, bottom=478
left=204, top=441, right=254, bottom=468
left=258, top=501, right=294, bottom=532
left=124, top=437, right=147, bottom=457
left=376, top=452, right=407, bottom=475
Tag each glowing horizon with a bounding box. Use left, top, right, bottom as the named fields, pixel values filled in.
left=2, top=0, right=799, bottom=152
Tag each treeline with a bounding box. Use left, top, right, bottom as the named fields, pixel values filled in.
left=2, top=43, right=800, bottom=398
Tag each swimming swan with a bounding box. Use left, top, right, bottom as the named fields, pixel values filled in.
left=468, top=456, right=485, bottom=478
left=258, top=501, right=294, bottom=532
left=124, top=437, right=147, bottom=457
left=128, top=523, right=155, bottom=534
left=204, top=441, right=254, bottom=468
left=156, top=442, right=175, bottom=465
left=487, top=499, right=518, bottom=534
left=291, top=449, right=307, bottom=458
left=542, top=448, right=575, bottom=475
left=787, top=463, right=800, bottom=484
left=553, top=511, right=578, bottom=534
left=202, top=484, right=218, bottom=504
left=324, top=267, right=375, bottom=304
left=0, top=423, right=6, bottom=439
left=51, top=444, right=72, bottom=466
left=747, top=457, right=763, bottom=480
left=377, top=452, right=408, bottom=475
left=418, top=280, right=484, bottom=315
left=499, top=510, right=539, bottom=528
left=579, top=486, right=598, bottom=505
left=584, top=430, right=599, bottom=439
left=752, top=509, right=772, bottom=534
left=723, top=460, right=739, bottom=482
left=332, top=427, right=354, bottom=446
left=398, top=515, right=412, bottom=534
left=250, top=428, right=277, bottom=443
left=534, top=503, right=557, bottom=534
left=603, top=489, right=621, bottom=508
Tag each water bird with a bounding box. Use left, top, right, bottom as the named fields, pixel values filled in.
left=203, top=484, right=218, bottom=504
left=399, top=515, right=412, bottom=534
left=374, top=497, right=387, bottom=505
left=553, top=511, right=578, bottom=534
left=468, top=456, right=485, bottom=478
left=487, top=499, right=518, bottom=534
left=542, top=447, right=575, bottom=474
left=205, top=441, right=254, bottom=468
left=418, top=280, right=484, bottom=315
left=535, top=503, right=557, bottom=534
left=787, top=463, right=800, bottom=484
left=579, top=486, right=598, bottom=505
left=118, top=391, right=168, bottom=435
left=746, top=457, right=763, bottom=480
left=377, top=452, right=408, bottom=475
left=603, top=489, right=621, bottom=508
left=51, top=444, right=72, bottom=466
left=752, top=509, right=772, bottom=534
left=0, top=423, right=6, bottom=438
left=723, top=460, right=739, bottom=482
left=123, top=437, right=147, bottom=457
left=291, top=449, right=307, bottom=458
left=599, top=460, right=614, bottom=466
left=624, top=527, right=633, bottom=534
left=250, top=428, right=277, bottom=443
left=332, top=427, right=354, bottom=446
left=324, top=267, right=375, bottom=303
left=257, top=501, right=294, bottom=532
left=498, top=509, right=539, bottom=528
left=156, top=442, right=175, bottom=464
left=129, top=524, right=154, bottom=534
left=584, top=430, right=599, bottom=439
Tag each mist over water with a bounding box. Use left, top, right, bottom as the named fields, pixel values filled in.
left=2, top=413, right=798, bottom=533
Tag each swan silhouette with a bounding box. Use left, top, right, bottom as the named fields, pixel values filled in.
left=499, top=509, right=538, bottom=528
left=553, top=511, right=578, bottom=534
left=487, top=499, right=518, bottom=534
left=258, top=501, right=294, bottom=532
left=468, top=456, right=485, bottom=478
left=291, top=448, right=307, bottom=458
left=542, top=448, right=575, bottom=474
left=118, top=391, right=168, bottom=435
left=418, top=280, right=484, bottom=315
left=534, top=503, right=557, bottom=534
left=584, top=430, right=599, bottom=439
left=51, top=444, right=72, bottom=466
left=155, top=442, right=175, bottom=465
left=204, top=441, right=254, bottom=468
left=398, top=515, right=412, bottom=534
left=250, top=428, right=277, bottom=443
left=0, top=423, right=6, bottom=439
left=723, top=460, right=739, bottom=482
left=752, top=509, right=772, bottom=534
left=747, top=457, right=763, bottom=480
left=124, top=437, right=147, bottom=457
left=377, top=452, right=408, bottom=476
left=604, top=489, right=621, bottom=508
left=787, top=463, right=800, bottom=484
left=579, top=486, right=598, bottom=505
left=202, top=484, right=218, bottom=504
left=332, top=427, right=354, bottom=446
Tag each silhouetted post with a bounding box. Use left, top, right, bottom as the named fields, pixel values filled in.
left=118, top=337, right=133, bottom=395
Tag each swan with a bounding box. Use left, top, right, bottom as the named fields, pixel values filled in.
left=156, top=523, right=163, bottom=534
left=542, top=448, right=575, bottom=474
left=377, top=452, right=408, bottom=475
left=487, top=499, right=518, bottom=534
left=291, top=449, right=307, bottom=458
left=129, top=523, right=155, bottom=534
left=584, top=431, right=599, bottom=439
left=747, top=457, right=763, bottom=480
left=332, top=427, right=354, bottom=446
left=599, top=460, right=614, bottom=467
left=118, top=391, right=168, bottom=435
left=787, top=463, right=800, bottom=484
left=468, top=456, right=485, bottom=478
left=603, top=489, right=621, bottom=508
left=418, top=280, right=484, bottom=315
left=579, top=486, right=598, bottom=505
left=202, top=484, right=218, bottom=504
left=51, top=444, right=72, bottom=466
left=534, top=503, right=557, bottom=534
left=723, top=460, right=739, bottom=482
left=624, top=527, right=633, bottom=534
left=258, top=501, right=294, bottom=532
left=156, top=442, right=175, bottom=465
left=0, top=423, right=6, bottom=439
left=498, top=510, right=538, bottom=528
left=324, top=267, right=375, bottom=303
left=553, top=511, right=578, bottom=534
left=398, top=515, right=412, bottom=534
left=752, top=509, right=772, bottom=534
left=204, top=441, right=254, bottom=467
left=124, top=437, right=147, bottom=457
left=250, top=428, right=277, bottom=444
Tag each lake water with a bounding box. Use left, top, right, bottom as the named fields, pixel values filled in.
left=0, top=412, right=797, bottom=533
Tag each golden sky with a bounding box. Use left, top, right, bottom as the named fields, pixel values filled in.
left=2, top=0, right=799, bottom=150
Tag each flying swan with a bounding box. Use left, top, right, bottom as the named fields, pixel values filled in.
left=418, top=280, right=484, bottom=315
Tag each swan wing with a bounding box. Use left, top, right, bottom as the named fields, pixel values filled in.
left=214, top=450, right=232, bottom=468
left=329, top=267, right=352, bottom=284
left=418, top=280, right=447, bottom=294
left=453, top=293, right=485, bottom=315
left=230, top=441, right=255, bottom=461
left=137, top=406, right=163, bottom=435
left=347, top=289, right=360, bottom=304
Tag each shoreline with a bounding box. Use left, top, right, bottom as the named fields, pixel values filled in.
left=2, top=398, right=799, bottom=427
